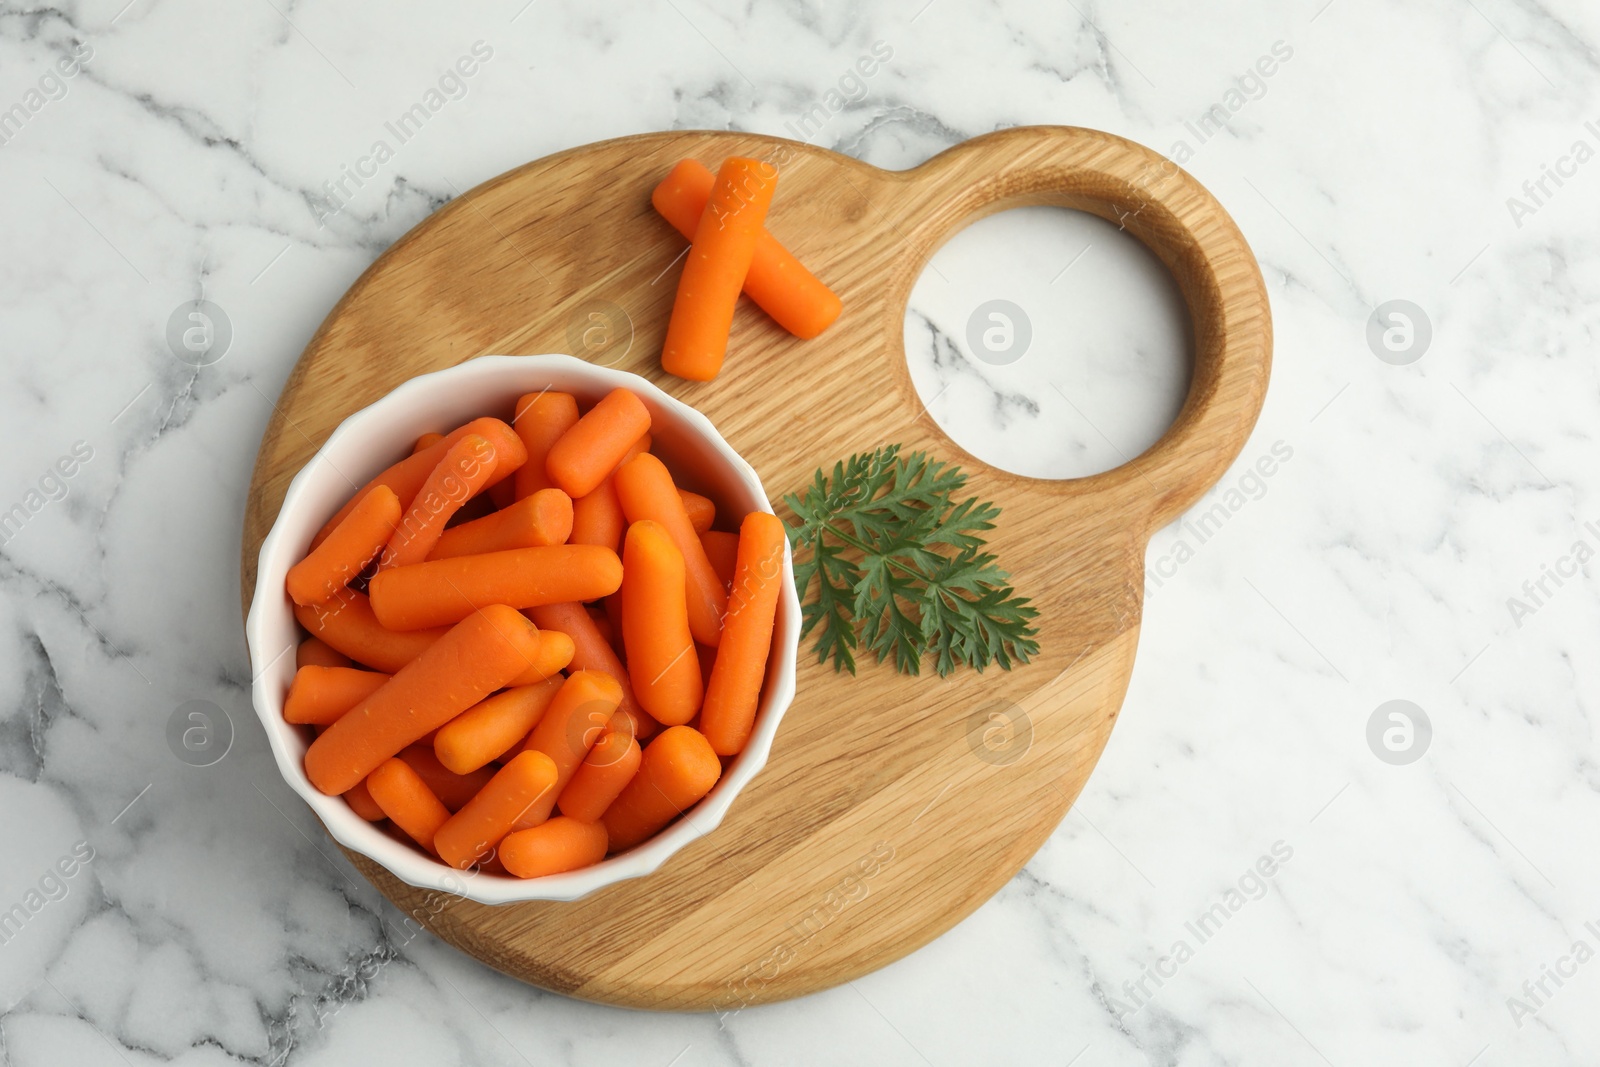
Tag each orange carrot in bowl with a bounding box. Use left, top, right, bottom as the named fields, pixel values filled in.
left=621, top=520, right=702, bottom=726
left=557, top=729, right=641, bottom=822
left=570, top=478, right=625, bottom=553
left=303, top=605, right=543, bottom=795
left=315, top=417, right=526, bottom=544
left=660, top=157, right=778, bottom=381
left=652, top=159, right=841, bottom=339
left=679, top=490, right=715, bottom=535
left=434, top=677, right=563, bottom=774
left=283, top=665, right=391, bottom=726
left=614, top=453, right=728, bottom=647
left=379, top=434, right=498, bottom=570
left=602, top=725, right=722, bottom=851
left=368, top=545, right=623, bottom=631
left=428, top=488, right=573, bottom=560
left=366, top=757, right=451, bottom=853
left=506, top=628, right=575, bottom=686
left=297, top=636, right=351, bottom=669
left=397, top=744, right=496, bottom=812
left=699, top=529, right=739, bottom=588
left=699, top=511, right=786, bottom=756
left=512, top=391, right=579, bottom=499
left=545, top=388, right=652, bottom=499
left=433, top=750, right=559, bottom=870
left=343, top=780, right=386, bottom=821
left=527, top=602, right=653, bottom=738
left=517, top=670, right=623, bottom=827
left=499, top=816, right=608, bottom=878
left=287, top=486, right=402, bottom=606
left=294, top=591, right=447, bottom=674
left=412, top=432, right=444, bottom=454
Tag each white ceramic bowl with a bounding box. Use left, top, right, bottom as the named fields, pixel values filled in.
left=245, top=355, right=801, bottom=904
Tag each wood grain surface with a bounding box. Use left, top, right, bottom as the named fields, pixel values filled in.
left=239, top=126, right=1271, bottom=1011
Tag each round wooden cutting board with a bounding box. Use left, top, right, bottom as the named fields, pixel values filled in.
left=240, top=126, right=1270, bottom=1011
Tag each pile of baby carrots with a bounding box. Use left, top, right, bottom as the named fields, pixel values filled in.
left=653, top=157, right=840, bottom=381
left=283, top=385, right=786, bottom=878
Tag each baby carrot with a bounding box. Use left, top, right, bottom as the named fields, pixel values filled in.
left=500, top=816, right=608, bottom=878
left=412, top=432, right=443, bottom=454
left=288, top=486, right=401, bottom=606
left=379, top=434, right=498, bottom=570
left=614, top=453, right=728, bottom=647
left=518, top=670, right=623, bottom=827
left=294, top=590, right=447, bottom=673
left=506, top=628, right=576, bottom=686
left=434, top=677, right=563, bottom=774
left=397, top=744, right=496, bottom=812
left=699, top=529, right=739, bottom=589
left=660, top=157, right=778, bottom=381
left=304, top=605, right=543, bottom=795
left=557, top=729, right=641, bottom=822
left=545, top=388, right=652, bottom=499
left=315, top=417, right=526, bottom=544
left=343, top=780, right=386, bottom=821
left=699, top=511, right=786, bottom=756
left=679, top=490, right=715, bottom=535
left=366, top=757, right=451, bottom=853
left=283, top=665, right=391, bottom=726
left=570, top=478, right=625, bottom=553
left=428, top=488, right=574, bottom=560
left=368, top=545, right=622, bottom=631
left=602, top=725, right=722, bottom=851
left=621, top=520, right=702, bottom=725
left=512, top=391, right=579, bottom=499
left=527, top=602, right=653, bottom=739
left=653, top=159, right=841, bottom=339
left=297, top=636, right=351, bottom=669
left=433, top=750, right=560, bottom=870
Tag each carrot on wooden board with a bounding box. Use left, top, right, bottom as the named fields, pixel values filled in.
left=294, top=591, right=447, bottom=674
left=412, top=432, right=444, bottom=455
left=283, top=665, right=390, bottom=726
left=434, top=677, right=563, bottom=774
left=366, top=757, right=451, bottom=853
left=397, top=744, right=496, bottom=812
left=526, top=602, right=654, bottom=740
left=652, top=158, right=841, bottom=340
left=699, top=529, right=739, bottom=588
left=303, top=605, right=543, bottom=795
left=614, top=453, right=728, bottom=647
left=499, top=816, right=607, bottom=878
left=518, top=670, right=623, bottom=827
left=512, top=391, right=579, bottom=500
left=288, top=486, right=401, bottom=606
left=433, top=750, right=559, bottom=870
left=343, top=780, right=386, bottom=821
left=429, top=488, right=573, bottom=560
left=602, top=726, right=722, bottom=851
left=557, top=729, right=641, bottom=822
left=315, top=417, right=526, bottom=544
left=660, top=157, right=779, bottom=381
left=379, top=434, right=498, bottom=570
left=545, top=388, right=652, bottom=499
left=699, top=511, right=786, bottom=756
left=368, top=545, right=622, bottom=631
left=679, top=490, right=715, bottom=535
left=506, top=628, right=575, bottom=687
left=297, top=636, right=352, bottom=670
left=621, top=520, right=702, bottom=725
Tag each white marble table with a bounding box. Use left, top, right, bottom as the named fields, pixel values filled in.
left=2, top=1, right=1597, bottom=1063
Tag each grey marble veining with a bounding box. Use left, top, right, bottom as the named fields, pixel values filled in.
left=1, top=1, right=1597, bottom=1064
